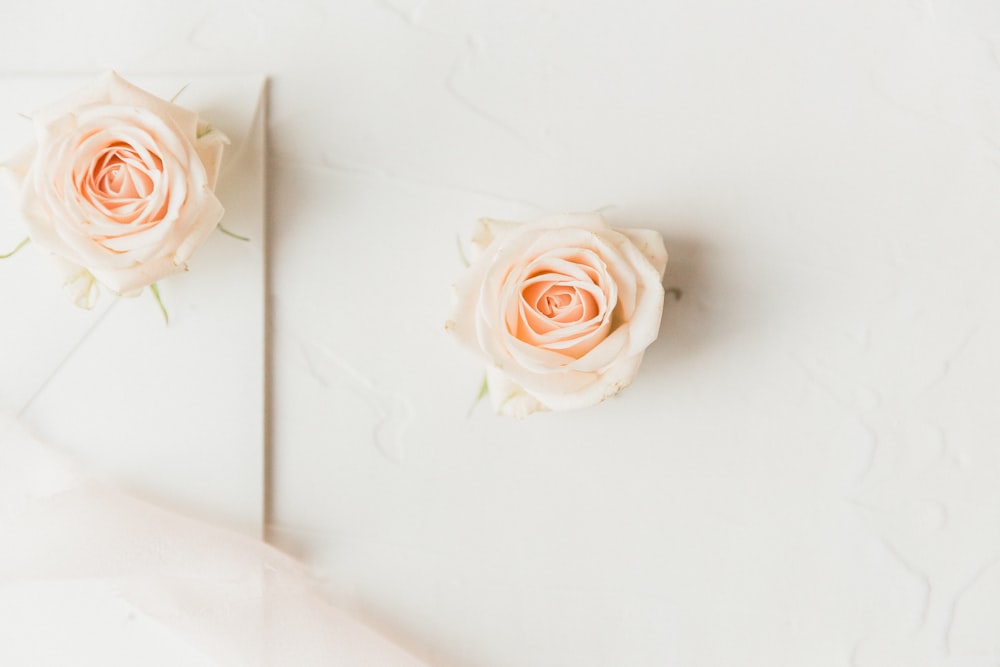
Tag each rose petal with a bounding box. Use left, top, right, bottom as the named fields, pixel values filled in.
left=0, top=143, right=36, bottom=184
left=90, top=254, right=185, bottom=295
left=589, top=232, right=637, bottom=321
left=527, top=353, right=645, bottom=412
left=469, top=218, right=521, bottom=258
left=31, top=75, right=115, bottom=137
left=493, top=342, right=598, bottom=396
left=173, top=190, right=224, bottom=265
left=485, top=367, right=545, bottom=418
left=48, top=255, right=98, bottom=310
left=611, top=237, right=666, bottom=358
left=530, top=211, right=609, bottom=232
left=195, top=129, right=228, bottom=192
left=564, top=324, right=630, bottom=373
left=619, top=227, right=668, bottom=278
left=446, top=245, right=497, bottom=356
left=105, top=71, right=200, bottom=140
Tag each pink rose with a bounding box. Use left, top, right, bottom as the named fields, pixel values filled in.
left=3, top=72, right=227, bottom=308
left=448, top=212, right=668, bottom=417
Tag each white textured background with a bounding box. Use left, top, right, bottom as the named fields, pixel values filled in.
left=4, top=1, right=1000, bottom=665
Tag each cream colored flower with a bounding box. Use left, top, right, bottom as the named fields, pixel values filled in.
left=3, top=72, right=227, bottom=308
left=448, top=212, right=668, bottom=417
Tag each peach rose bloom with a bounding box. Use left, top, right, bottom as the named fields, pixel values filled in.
left=3, top=72, right=227, bottom=308
left=448, top=212, right=668, bottom=417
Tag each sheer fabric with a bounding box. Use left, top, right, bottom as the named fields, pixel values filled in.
left=0, top=416, right=426, bottom=667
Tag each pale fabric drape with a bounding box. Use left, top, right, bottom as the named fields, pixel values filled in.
left=0, top=416, right=427, bottom=667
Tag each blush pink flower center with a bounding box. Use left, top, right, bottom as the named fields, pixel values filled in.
left=79, top=141, right=164, bottom=225
left=506, top=248, right=617, bottom=359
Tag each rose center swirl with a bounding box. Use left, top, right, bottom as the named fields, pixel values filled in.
left=78, top=140, right=166, bottom=226
left=513, top=253, right=610, bottom=347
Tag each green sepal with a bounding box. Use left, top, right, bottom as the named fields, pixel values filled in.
left=0, top=237, right=30, bottom=259
left=467, top=374, right=489, bottom=417
left=218, top=224, right=250, bottom=242
left=149, top=283, right=169, bottom=325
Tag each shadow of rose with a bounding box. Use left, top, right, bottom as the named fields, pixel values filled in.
left=630, top=227, right=721, bottom=373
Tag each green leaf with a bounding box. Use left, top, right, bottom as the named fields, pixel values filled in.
left=0, top=237, right=30, bottom=259
left=149, top=283, right=169, bottom=325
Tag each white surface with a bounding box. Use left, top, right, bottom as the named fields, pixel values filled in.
left=3, top=2, right=1000, bottom=666
left=0, top=75, right=266, bottom=536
